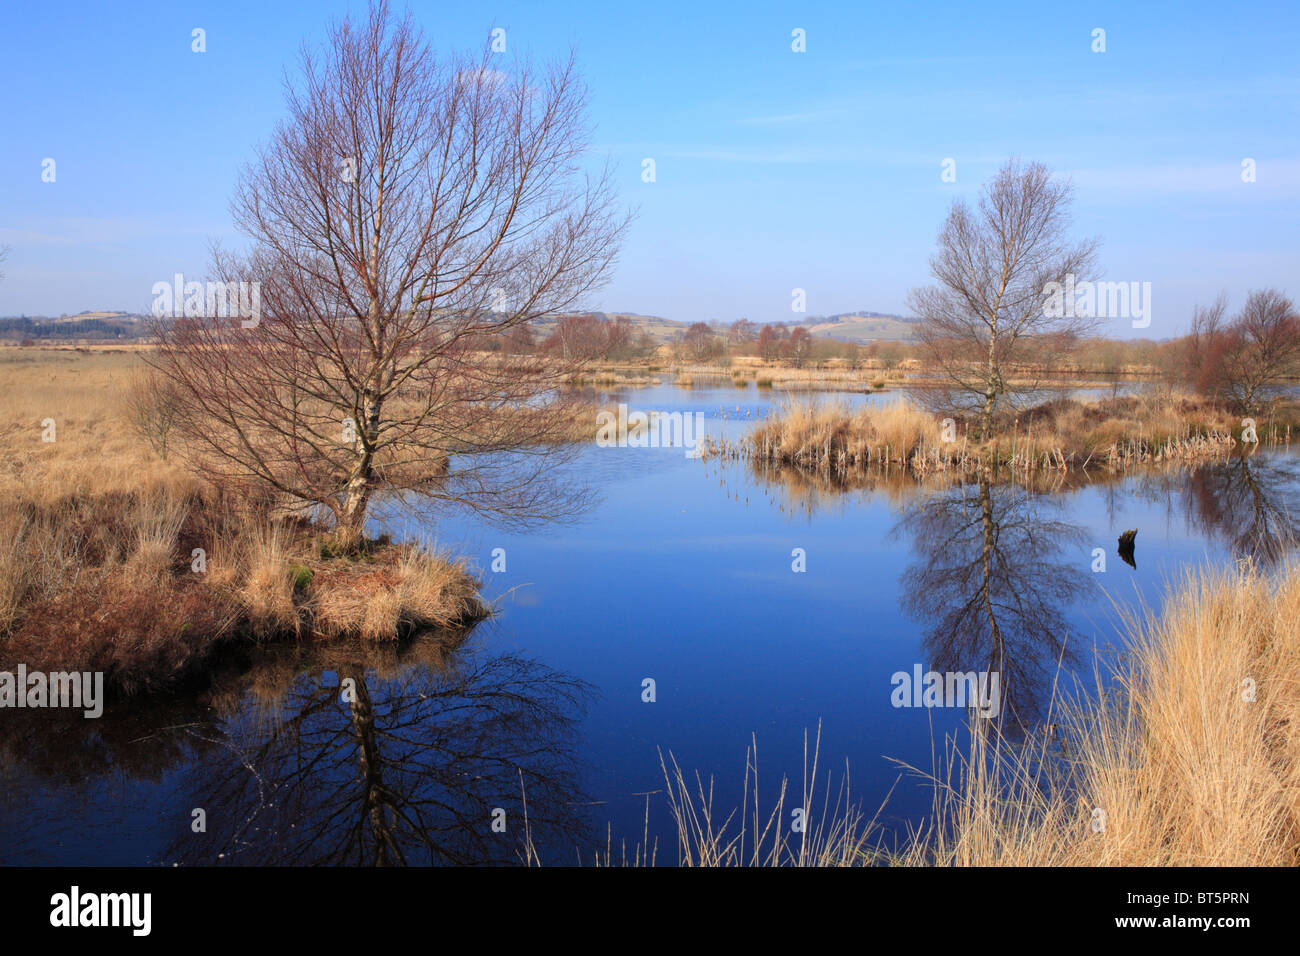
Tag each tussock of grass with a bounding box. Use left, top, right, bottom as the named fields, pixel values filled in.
left=311, top=546, right=485, bottom=640
left=126, top=488, right=190, bottom=583
left=240, top=524, right=300, bottom=639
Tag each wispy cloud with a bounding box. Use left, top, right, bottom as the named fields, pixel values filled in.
left=1067, top=160, right=1300, bottom=197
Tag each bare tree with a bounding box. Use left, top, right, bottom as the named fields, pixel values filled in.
left=543, top=313, right=618, bottom=361
left=150, top=2, right=627, bottom=544
left=121, top=365, right=182, bottom=460
left=727, top=318, right=758, bottom=347
left=1183, top=293, right=1230, bottom=394
left=0, top=244, right=10, bottom=282
left=1187, top=289, right=1300, bottom=413
left=785, top=326, right=812, bottom=367
left=681, top=321, right=722, bottom=361
left=757, top=322, right=788, bottom=362
left=908, top=159, right=1098, bottom=441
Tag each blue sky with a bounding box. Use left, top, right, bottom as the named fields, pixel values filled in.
left=1, top=0, right=1298, bottom=337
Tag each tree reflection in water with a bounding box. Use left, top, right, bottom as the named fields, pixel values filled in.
left=893, top=478, right=1091, bottom=728
left=742, top=459, right=1095, bottom=729
left=166, top=631, right=594, bottom=865
left=0, top=629, right=595, bottom=866
left=1181, top=450, right=1300, bottom=566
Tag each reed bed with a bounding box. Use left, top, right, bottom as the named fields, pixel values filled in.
left=672, top=362, right=903, bottom=392
left=564, top=370, right=661, bottom=387
left=893, top=560, right=1300, bottom=866
left=705, top=393, right=1292, bottom=480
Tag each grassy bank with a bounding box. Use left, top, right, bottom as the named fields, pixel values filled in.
left=897, top=560, right=1300, bottom=866
left=0, top=347, right=486, bottom=697
left=712, top=392, right=1297, bottom=478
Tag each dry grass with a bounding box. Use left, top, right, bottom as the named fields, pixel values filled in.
left=525, top=722, right=880, bottom=868
left=311, top=544, right=484, bottom=640
left=671, top=361, right=902, bottom=392
left=894, top=561, right=1300, bottom=866
left=654, top=724, right=877, bottom=867
left=739, top=398, right=941, bottom=469
left=0, top=347, right=487, bottom=695
left=239, top=524, right=300, bottom=639
left=564, top=370, right=662, bottom=387
left=722, top=390, right=1296, bottom=478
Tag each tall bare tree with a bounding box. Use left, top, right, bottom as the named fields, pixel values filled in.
left=151, top=2, right=627, bottom=544
left=908, top=159, right=1098, bottom=441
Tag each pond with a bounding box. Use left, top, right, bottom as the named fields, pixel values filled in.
left=2, top=382, right=1297, bottom=865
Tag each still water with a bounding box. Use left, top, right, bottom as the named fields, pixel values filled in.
left=2, top=383, right=1297, bottom=864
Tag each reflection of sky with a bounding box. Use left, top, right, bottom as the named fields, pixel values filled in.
left=4, top=384, right=1298, bottom=863
left=378, top=391, right=1300, bottom=849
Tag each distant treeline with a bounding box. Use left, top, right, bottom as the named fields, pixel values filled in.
left=0, top=317, right=148, bottom=341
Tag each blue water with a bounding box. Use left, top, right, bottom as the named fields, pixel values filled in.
left=2, top=383, right=1296, bottom=865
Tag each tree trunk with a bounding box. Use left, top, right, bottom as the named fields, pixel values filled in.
left=980, top=321, right=999, bottom=444
left=339, top=392, right=382, bottom=546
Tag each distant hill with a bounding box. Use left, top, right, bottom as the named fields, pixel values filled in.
left=0, top=311, right=148, bottom=341
left=535, top=312, right=687, bottom=345
left=51, top=310, right=139, bottom=324
left=0, top=308, right=919, bottom=346
left=543, top=310, right=918, bottom=345
left=795, top=311, right=919, bottom=344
